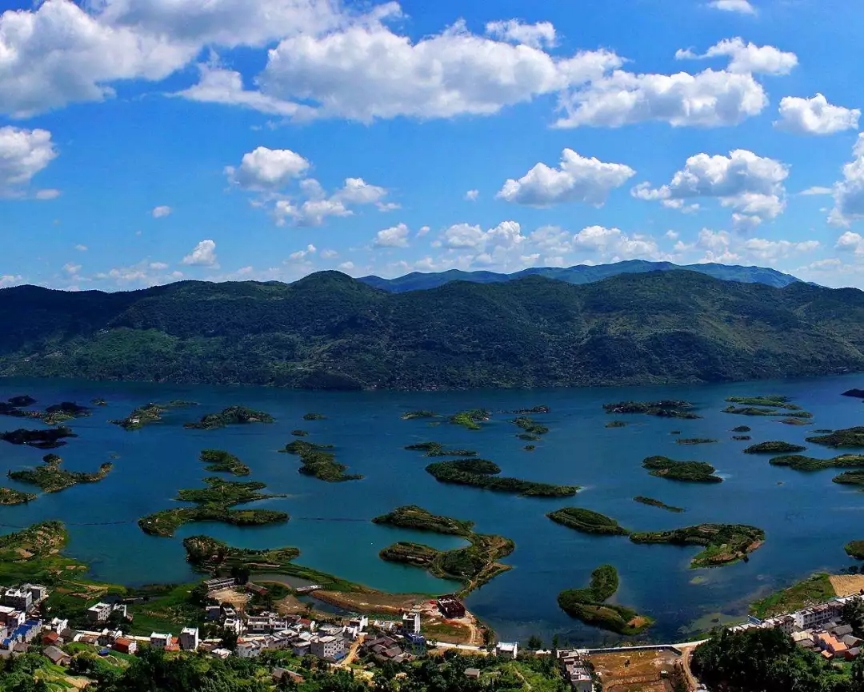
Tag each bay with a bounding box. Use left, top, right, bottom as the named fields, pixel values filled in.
left=0, top=374, right=862, bottom=645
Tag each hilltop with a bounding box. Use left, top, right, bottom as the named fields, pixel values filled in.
left=2, top=270, right=864, bottom=390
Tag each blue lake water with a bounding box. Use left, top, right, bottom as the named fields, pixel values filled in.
left=1, top=375, right=863, bottom=645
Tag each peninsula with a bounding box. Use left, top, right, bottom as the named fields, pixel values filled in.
left=629, top=524, right=765, bottom=568
left=557, top=565, right=653, bottom=635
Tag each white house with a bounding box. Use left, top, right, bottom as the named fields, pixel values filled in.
left=150, top=632, right=170, bottom=649
left=496, top=642, right=518, bottom=659
left=402, top=612, right=421, bottom=635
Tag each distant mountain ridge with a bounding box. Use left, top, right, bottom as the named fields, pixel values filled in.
left=359, top=260, right=803, bottom=293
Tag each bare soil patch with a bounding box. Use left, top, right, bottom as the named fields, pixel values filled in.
left=830, top=574, right=864, bottom=598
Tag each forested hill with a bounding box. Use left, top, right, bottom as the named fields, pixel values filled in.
left=2, top=270, right=864, bottom=390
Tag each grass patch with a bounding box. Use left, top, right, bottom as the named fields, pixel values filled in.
left=630, top=524, right=765, bottom=568
left=547, top=508, right=630, bottom=535
left=750, top=573, right=836, bottom=618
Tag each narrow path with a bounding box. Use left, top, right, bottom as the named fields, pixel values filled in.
left=337, top=634, right=365, bottom=668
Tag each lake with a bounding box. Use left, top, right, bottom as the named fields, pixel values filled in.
left=0, top=374, right=863, bottom=646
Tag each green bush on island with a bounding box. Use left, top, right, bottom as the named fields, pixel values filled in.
left=769, top=454, right=864, bottom=472
left=111, top=401, right=197, bottom=430
left=806, top=426, right=864, bottom=448
left=733, top=425, right=752, bottom=433
left=373, top=505, right=473, bottom=536
left=0, top=426, right=77, bottom=449
left=199, top=449, right=250, bottom=476
left=744, top=441, right=807, bottom=455
left=733, top=435, right=752, bottom=441
left=425, top=459, right=577, bottom=497
left=282, top=439, right=361, bottom=482
left=8, top=395, right=36, bottom=407
left=182, top=535, right=300, bottom=572
left=0, top=487, right=37, bottom=505
left=524, top=445, right=536, bottom=451
left=846, top=541, right=864, bottom=560
left=449, top=409, right=490, bottom=430
left=603, top=400, right=699, bottom=418
left=605, top=421, right=627, bottom=428
left=723, top=405, right=779, bottom=416
left=404, top=442, right=477, bottom=457
left=557, top=565, right=653, bottom=636
left=8, top=453, right=113, bottom=493
left=547, top=507, right=630, bottom=535
left=291, top=429, right=308, bottom=437
left=726, top=396, right=801, bottom=410
left=303, top=412, right=326, bottom=421
left=642, top=456, right=722, bottom=483
left=401, top=410, right=437, bottom=420
left=676, top=438, right=717, bottom=445
left=185, top=405, right=274, bottom=430
left=513, top=416, right=549, bottom=436
left=630, top=524, right=765, bottom=568
left=634, top=496, right=684, bottom=513
left=833, top=470, right=864, bottom=487
left=91, top=397, right=107, bottom=406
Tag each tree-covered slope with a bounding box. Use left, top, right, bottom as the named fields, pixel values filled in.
left=1, top=270, right=863, bottom=390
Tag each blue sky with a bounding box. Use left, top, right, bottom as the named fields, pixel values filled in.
left=3, top=0, right=864, bottom=290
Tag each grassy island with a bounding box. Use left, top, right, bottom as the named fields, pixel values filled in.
left=629, top=524, right=765, bottom=568
left=401, top=410, right=437, bottom=420
left=373, top=505, right=473, bottom=536
left=846, top=541, right=864, bottom=560
left=449, top=409, right=490, bottom=430
left=8, top=454, right=112, bottom=493
left=0, top=487, right=37, bottom=505
left=744, top=441, right=807, bottom=454
left=603, top=400, right=699, bottom=418
left=733, top=425, right=752, bottom=433
left=8, top=395, right=36, bottom=407
left=426, top=459, right=578, bottom=497
left=111, top=401, right=196, bottom=430
left=547, top=508, right=630, bottom=535
left=769, top=454, right=864, bottom=472
left=40, top=401, right=92, bottom=425
left=513, top=417, right=549, bottom=436
left=182, top=535, right=300, bottom=572
left=138, top=477, right=288, bottom=537
left=677, top=438, right=717, bottom=445
left=806, top=426, right=864, bottom=449
left=185, top=405, right=275, bottom=430
left=303, top=412, right=326, bottom=421
left=557, top=565, right=653, bottom=636
left=282, top=439, right=362, bottom=482
left=404, top=442, right=477, bottom=457
left=375, top=505, right=514, bottom=594
left=726, top=396, right=801, bottom=410
left=642, top=456, right=722, bottom=483
left=634, top=496, right=684, bottom=513
left=833, top=470, right=864, bottom=488
left=199, top=449, right=250, bottom=476
left=0, top=426, right=77, bottom=449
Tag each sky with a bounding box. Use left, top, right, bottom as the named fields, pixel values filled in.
left=3, top=0, right=864, bottom=291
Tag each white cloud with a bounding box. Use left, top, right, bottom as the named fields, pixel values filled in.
left=0, top=275, right=23, bottom=287
left=417, top=226, right=430, bottom=237
left=182, top=239, right=218, bottom=267
left=320, top=249, right=339, bottom=259
left=836, top=231, right=864, bottom=254
left=497, top=148, right=635, bottom=206
left=149, top=262, right=169, bottom=270
left=800, top=186, right=833, bottom=196
left=464, top=189, right=479, bottom=202
left=775, top=94, right=860, bottom=135
left=272, top=177, right=390, bottom=227
left=556, top=68, right=767, bottom=128
left=0, top=127, right=57, bottom=195
left=741, top=237, right=819, bottom=261
left=275, top=197, right=350, bottom=227
left=338, top=261, right=355, bottom=272
left=35, top=188, right=60, bottom=200
left=335, top=177, right=387, bottom=205
left=572, top=225, right=663, bottom=260
left=708, top=0, right=756, bottom=14
left=225, top=147, right=310, bottom=190
left=374, top=223, right=410, bottom=248
left=74, top=244, right=88, bottom=251
left=94, top=260, right=182, bottom=286
left=151, top=205, right=172, bottom=218
left=442, top=220, right=525, bottom=253
left=288, top=244, right=317, bottom=261
left=63, top=263, right=81, bottom=275
left=830, top=135, right=864, bottom=226
left=676, top=38, right=796, bottom=75
left=484, top=19, right=557, bottom=49
left=634, top=149, right=788, bottom=226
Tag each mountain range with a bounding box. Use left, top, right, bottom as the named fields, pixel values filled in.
left=358, top=260, right=803, bottom=293
left=1, top=269, right=863, bottom=390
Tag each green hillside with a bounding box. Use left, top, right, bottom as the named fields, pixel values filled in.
left=2, top=270, right=864, bottom=390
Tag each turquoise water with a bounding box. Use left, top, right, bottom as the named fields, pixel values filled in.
left=1, top=375, right=863, bottom=645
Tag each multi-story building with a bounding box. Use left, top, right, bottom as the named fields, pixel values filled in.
left=179, top=627, right=199, bottom=651
left=87, top=603, right=112, bottom=623
left=3, top=588, right=32, bottom=611
left=150, top=632, right=170, bottom=649
left=402, top=611, right=421, bottom=634
left=310, top=635, right=345, bottom=660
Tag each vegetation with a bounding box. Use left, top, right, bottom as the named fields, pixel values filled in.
left=634, top=496, right=684, bottom=512
left=449, top=409, right=489, bottom=430
left=401, top=410, right=437, bottom=420
left=732, top=425, right=752, bottom=432
left=547, top=507, right=630, bottom=535
left=0, top=487, right=36, bottom=505
left=807, top=426, right=864, bottom=448
left=8, top=454, right=112, bottom=493
left=138, top=477, right=288, bottom=537
left=185, top=405, right=274, bottom=430
left=642, top=456, right=723, bottom=483
left=630, top=524, right=765, bottom=568
left=426, top=459, right=578, bottom=497
left=182, top=535, right=299, bottom=573
left=603, top=400, right=698, bottom=418
left=290, top=429, right=308, bottom=436
left=750, top=573, right=836, bottom=618
left=557, top=564, right=653, bottom=635
left=303, top=412, right=326, bottom=420
left=843, top=389, right=864, bottom=398
left=282, top=439, right=361, bottom=482
left=846, top=541, right=864, bottom=560
left=110, top=400, right=196, bottom=430
left=513, top=416, right=549, bottom=436
left=0, top=426, right=77, bottom=448
left=834, top=470, right=864, bottom=488
left=605, top=420, right=627, bottom=428
left=769, top=454, right=864, bottom=471
left=404, top=442, right=477, bottom=457
left=199, top=449, right=250, bottom=476
left=372, top=505, right=473, bottom=536
left=743, top=441, right=807, bottom=454
left=726, top=395, right=801, bottom=410
left=7, top=395, right=35, bottom=407
left=676, top=438, right=717, bottom=445
left=723, top=405, right=782, bottom=416
left=733, top=435, right=752, bottom=441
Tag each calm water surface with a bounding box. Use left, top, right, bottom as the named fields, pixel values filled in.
left=1, top=375, right=863, bottom=645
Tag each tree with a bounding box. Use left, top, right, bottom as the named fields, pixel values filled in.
left=842, top=597, right=864, bottom=637
left=220, top=629, right=239, bottom=651
left=527, top=634, right=543, bottom=650
left=230, top=565, right=250, bottom=585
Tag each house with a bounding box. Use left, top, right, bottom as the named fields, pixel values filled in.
left=843, top=635, right=862, bottom=648
left=211, top=648, right=232, bottom=659
left=224, top=618, right=243, bottom=635
left=25, top=585, right=48, bottom=604
left=348, top=616, right=368, bottom=632
left=437, top=596, right=465, bottom=619
left=845, top=647, right=862, bottom=661
left=48, top=618, right=68, bottom=633
left=402, top=611, right=421, bottom=634
left=559, top=650, right=593, bottom=692
left=496, top=642, right=519, bottom=659
left=272, top=668, right=305, bottom=685
left=205, top=605, right=221, bottom=621
left=310, top=635, right=346, bottom=660
left=292, top=641, right=311, bottom=657
left=205, top=577, right=236, bottom=592
left=179, top=627, right=199, bottom=651
left=236, top=641, right=262, bottom=658
left=465, top=668, right=481, bottom=679
left=87, top=603, right=112, bottom=623
left=150, top=632, right=170, bottom=649
left=816, top=632, right=848, bottom=656
left=833, top=624, right=854, bottom=638
left=43, top=645, right=71, bottom=667
left=42, top=631, right=60, bottom=647
left=3, top=589, right=32, bottom=611
left=113, top=638, right=137, bottom=655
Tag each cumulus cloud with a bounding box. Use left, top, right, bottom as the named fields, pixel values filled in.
left=484, top=19, right=557, bottom=49
left=497, top=149, right=635, bottom=207
left=288, top=244, right=317, bottom=261
left=34, top=188, right=60, bottom=200
left=94, top=260, right=182, bottom=286
left=676, top=38, right=797, bottom=75
left=572, top=225, right=662, bottom=260
left=708, top=0, right=756, bottom=14
left=374, top=223, right=410, bottom=248
left=74, top=244, right=88, bottom=251
left=151, top=205, right=172, bottom=218
left=830, top=135, right=864, bottom=226
left=272, top=177, right=390, bottom=226
left=464, top=189, right=479, bottom=202
left=800, top=186, right=833, bottom=196
left=836, top=231, right=864, bottom=254
left=225, top=147, right=310, bottom=190
left=0, top=127, right=57, bottom=195
left=0, top=275, right=24, bottom=287
left=633, top=149, right=788, bottom=228
left=775, top=94, right=860, bottom=135
left=182, top=239, right=218, bottom=267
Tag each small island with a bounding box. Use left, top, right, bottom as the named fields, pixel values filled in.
left=291, top=429, right=308, bottom=437
left=373, top=505, right=473, bottom=536
left=404, top=442, right=477, bottom=457
left=199, top=449, right=250, bottom=477
left=111, top=401, right=197, bottom=430
left=0, top=487, right=37, bottom=505
left=449, top=409, right=490, bottom=430
left=605, top=421, right=627, bottom=428
left=183, top=535, right=300, bottom=572
left=676, top=438, right=717, bottom=445
left=603, top=400, right=699, bottom=419
left=513, top=416, right=549, bottom=437
left=547, top=508, right=630, bottom=535
left=401, top=410, right=437, bottom=420
left=744, top=441, right=807, bottom=455
left=842, top=389, right=864, bottom=399
left=732, top=425, right=752, bottom=433
left=8, top=395, right=36, bottom=407
left=0, top=426, right=77, bottom=449
left=642, top=456, right=723, bottom=483
left=41, top=401, right=91, bottom=425
left=91, top=398, right=108, bottom=406
left=185, top=405, right=275, bottom=430
left=8, top=454, right=112, bottom=493
left=425, top=459, right=578, bottom=497
left=303, top=413, right=326, bottom=421
left=806, top=426, right=864, bottom=449
left=629, top=524, right=765, bottom=568
left=833, top=470, right=864, bottom=488
left=138, top=477, right=288, bottom=537
left=282, top=440, right=362, bottom=482
left=846, top=541, right=864, bottom=560
left=557, top=565, right=653, bottom=635
left=726, top=395, right=801, bottom=410
left=634, top=496, right=684, bottom=513
left=733, top=435, right=752, bottom=441
left=769, top=454, right=864, bottom=472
